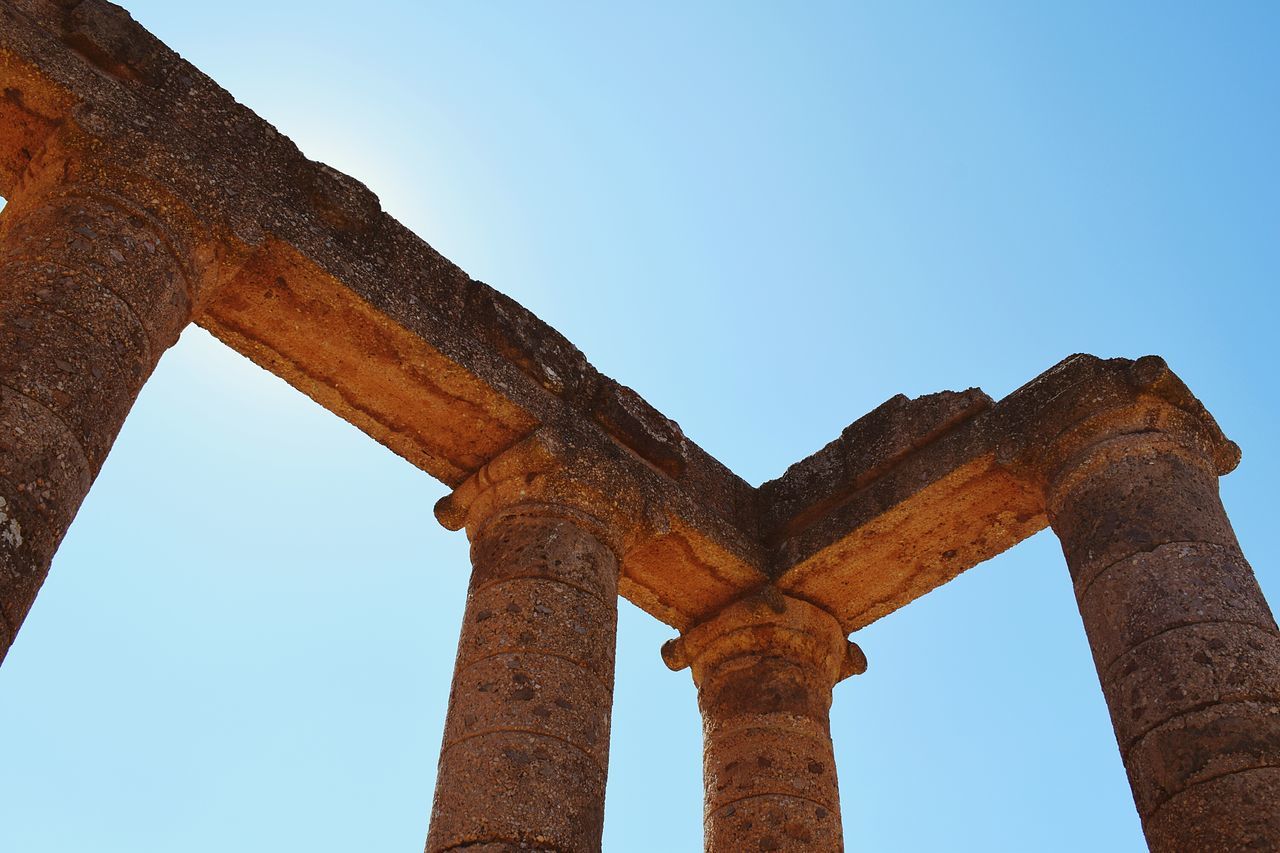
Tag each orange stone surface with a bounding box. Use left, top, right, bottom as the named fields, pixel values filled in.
left=0, top=3, right=1277, bottom=850
left=428, top=508, right=619, bottom=852
left=664, top=591, right=864, bottom=851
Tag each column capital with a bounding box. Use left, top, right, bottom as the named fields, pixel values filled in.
left=434, top=426, right=656, bottom=553
left=1000, top=355, right=1239, bottom=498
left=661, top=588, right=867, bottom=687
left=13, top=109, right=249, bottom=311
left=665, top=588, right=862, bottom=850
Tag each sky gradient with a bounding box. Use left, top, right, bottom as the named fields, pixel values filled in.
left=2, top=2, right=1278, bottom=851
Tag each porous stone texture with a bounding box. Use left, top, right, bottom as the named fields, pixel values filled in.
left=427, top=437, right=625, bottom=853
left=2, top=3, right=1278, bottom=848
left=0, top=0, right=768, bottom=635
left=1047, top=422, right=1280, bottom=851
left=665, top=591, right=861, bottom=852
left=0, top=140, right=197, bottom=660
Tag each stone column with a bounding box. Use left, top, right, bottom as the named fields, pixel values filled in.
left=426, top=434, right=633, bottom=852
left=1039, top=357, right=1280, bottom=851
left=0, top=137, right=201, bottom=662
left=662, top=589, right=866, bottom=852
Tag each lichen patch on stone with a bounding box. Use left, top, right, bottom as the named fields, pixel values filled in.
left=0, top=495, right=21, bottom=549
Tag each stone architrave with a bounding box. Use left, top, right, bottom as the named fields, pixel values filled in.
left=1, top=6, right=1278, bottom=850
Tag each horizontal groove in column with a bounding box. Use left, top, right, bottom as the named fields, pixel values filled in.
left=438, top=840, right=566, bottom=853
left=470, top=573, right=613, bottom=607
left=1122, top=697, right=1280, bottom=766
left=439, top=726, right=609, bottom=776
left=1075, top=539, right=1240, bottom=606
left=454, top=647, right=612, bottom=692
left=1140, top=766, right=1280, bottom=853
left=37, top=184, right=198, bottom=291
left=1147, top=761, right=1280, bottom=819
left=0, top=336, right=139, bottom=463
left=0, top=380, right=93, bottom=470
left=0, top=257, right=158, bottom=360
left=4, top=286, right=155, bottom=374
left=1048, top=431, right=1211, bottom=510
left=706, top=710, right=833, bottom=728
left=1103, top=619, right=1280, bottom=686
left=0, top=308, right=150, bottom=393
left=470, top=504, right=612, bottom=549
left=709, top=789, right=837, bottom=817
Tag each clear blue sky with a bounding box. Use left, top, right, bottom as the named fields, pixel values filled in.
left=2, top=2, right=1277, bottom=851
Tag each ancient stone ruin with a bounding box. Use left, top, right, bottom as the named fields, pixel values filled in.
left=2, top=2, right=1277, bottom=850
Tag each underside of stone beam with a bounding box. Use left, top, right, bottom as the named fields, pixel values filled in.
left=0, top=1, right=1241, bottom=644
left=763, top=353, right=1239, bottom=632
left=0, top=0, right=765, bottom=630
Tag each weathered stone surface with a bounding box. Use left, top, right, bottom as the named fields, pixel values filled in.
left=1124, top=700, right=1280, bottom=817
left=0, top=3, right=1276, bottom=849
left=771, top=354, right=1242, bottom=635
left=666, top=591, right=859, bottom=852
left=1143, top=767, right=1280, bottom=853
left=1050, top=437, right=1239, bottom=592
left=703, top=720, right=842, bottom=811
left=1043, top=414, right=1280, bottom=851
left=427, top=445, right=624, bottom=853
left=1079, top=542, right=1277, bottom=676
left=428, top=730, right=606, bottom=853
left=441, top=652, right=613, bottom=770
left=590, top=377, right=686, bottom=479
left=758, top=388, right=991, bottom=544
left=1103, top=623, right=1280, bottom=752
left=0, top=0, right=766, bottom=635
left=708, top=792, right=844, bottom=852
left=0, top=138, right=201, bottom=660
left=454, top=578, right=616, bottom=685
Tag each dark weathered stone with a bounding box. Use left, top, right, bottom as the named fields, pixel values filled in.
left=0, top=0, right=767, bottom=634
left=1124, top=700, right=1280, bottom=817
left=1078, top=542, right=1277, bottom=676
left=758, top=388, right=991, bottom=545
left=1046, top=424, right=1280, bottom=851
left=428, top=730, right=607, bottom=853
left=1102, top=622, right=1280, bottom=752
left=1049, top=437, right=1239, bottom=592
left=0, top=3, right=1276, bottom=850
left=0, top=139, right=199, bottom=660
left=1143, top=767, right=1280, bottom=853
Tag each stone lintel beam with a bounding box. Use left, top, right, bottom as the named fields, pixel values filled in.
left=765, top=354, right=1240, bottom=633
left=0, top=0, right=763, bottom=631
left=1, top=2, right=1262, bottom=674
left=662, top=589, right=866, bottom=852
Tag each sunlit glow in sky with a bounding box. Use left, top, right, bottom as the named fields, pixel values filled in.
left=2, top=3, right=1277, bottom=851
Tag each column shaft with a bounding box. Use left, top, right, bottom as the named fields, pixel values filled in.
left=1049, top=432, right=1280, bottom=850
left=667, top=592, right=858, bottom=852
left=427, top=504, right=620, bottom=853
left=0, top=155, right=194, bottom=661
left=701, top=655, right=843, bottom=851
